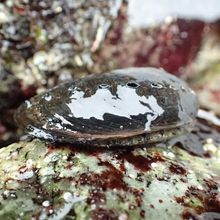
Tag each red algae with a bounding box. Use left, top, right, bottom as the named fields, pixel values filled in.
left=179, top=178, right=220, bottom=219
left=204, top=179, right=219, bottom=191
left=87, top=189, right=106, bottom=205
left=204, top=193, right=220, bottom=213
left=175, top=196, right=187, bottom=206
left=182, top=210, right=198, bottom=220
left=169, top=163, right=187, bottom=175
left=78, top=161, right=127, bottom=191
left=77, top=158, right=145, bottom=211
left=159, top=199, right=163, bottom=203
left=117, top=151, right=165, bottom=172
left=140, top=210, right=145, bottom=218
left=97, top=10, right=205, bottom=77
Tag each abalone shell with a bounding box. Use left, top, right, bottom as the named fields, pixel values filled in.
left=15, top=68, right=198, bottom=147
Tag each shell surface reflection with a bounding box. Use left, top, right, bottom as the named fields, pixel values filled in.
left=15, top=68, right=198, bottom=147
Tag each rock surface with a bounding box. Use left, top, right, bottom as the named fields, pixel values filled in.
left=0, top=119, right=219, bottom=219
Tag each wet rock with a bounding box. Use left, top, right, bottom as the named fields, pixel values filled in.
left=0, top=123, right=219, bottom=219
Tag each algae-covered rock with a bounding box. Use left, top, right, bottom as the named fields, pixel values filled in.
left=0, top=122, right=219, bottom=220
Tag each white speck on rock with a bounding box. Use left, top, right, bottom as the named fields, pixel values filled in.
left=62, top=155, right=68, bottom=160
left=91, top=204, right=96, bottom=210
left=118, top=213, right=128, bottom=220
left=2, top=190, right=9, bottom=198
left=167, top=152, right=175, bottom=158
left=26, top=159, right=33, bottom=169
left=151, top=162, right=158, bottom=168
left=25, top=100, right=32, bottom=108
left=63, top=192, right=73, bottom=202
left=128, top=173, right=136, bottom=179
left=45, top=95, right=52, bottom=101
left=197, top=185, right=204, bottom=190
left=42, top=200, right=50, bottom=207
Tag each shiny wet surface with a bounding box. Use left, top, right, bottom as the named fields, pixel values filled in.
left=15, top=68, right=198, bottom=145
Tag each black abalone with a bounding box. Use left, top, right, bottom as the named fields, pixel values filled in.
left=15, top=68, right=198, bottom=147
